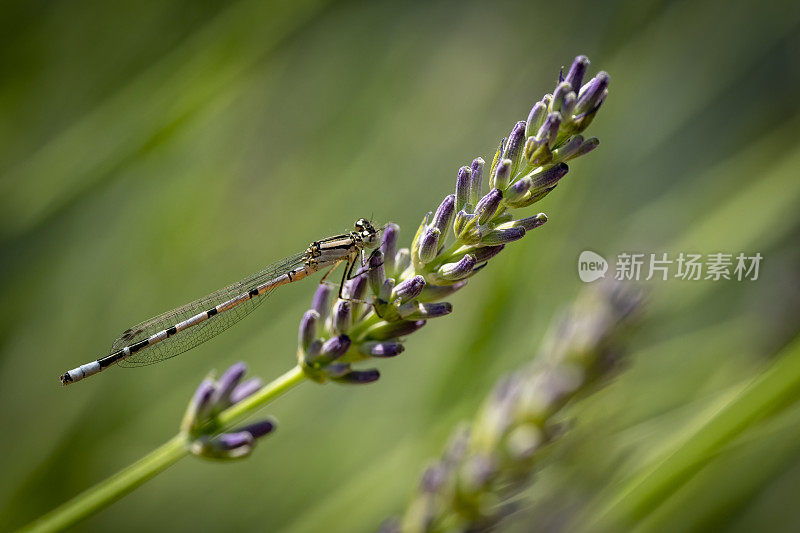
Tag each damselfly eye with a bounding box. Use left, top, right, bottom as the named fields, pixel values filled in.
left=355, top=218, right=369, bottom=231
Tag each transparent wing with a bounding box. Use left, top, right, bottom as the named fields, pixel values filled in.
left=109, top=252, right=308, bottom=367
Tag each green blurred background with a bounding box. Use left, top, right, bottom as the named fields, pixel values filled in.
left=2, top=0, right=800, bottom=531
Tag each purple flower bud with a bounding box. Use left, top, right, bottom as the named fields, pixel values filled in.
left=525, top=101, right=548, bottom=138
left=576, top=71, right=609, bottom=114
left=551, top=82, right=573, bottom=113
left=239, top=418, right=276, bottom=439
left=367, top=249, right=385, bottom=295
left=536, top=112, right=562, bottom=145
left=551, top=135, right=584, bottom=161
left=378, top=278, right=395, bottom=303
left=394, top=248, right=411, bottom=274
left=343, top=273, right=368, bottom=301
left=513, top=213, right=548, bottom=231
left=524, top=136, right=544, bottom=162
left=211, top=432, right=254, bottom=458
left=380, top=223, right=399, bottom=275
left=561, top=92, right=577, bottom=117
left=531, top=162, right=569, bottom=189
left=471, top=245, right=505, bottom=262
left=503, top=121, right=526, bottom=166
left=438, top=254, right=476, bottom=280
left=476, top=188, right=503, bottom=225
left=573, top=137, right=600, bottom=158
left=393, top=275, right=425, bottom=304
left=455, top=166, right=471, bottom=213
left=481, top=227, right=526, bottom=246
left=469, top=158, right=484, bottom=205
left=311, top=283, right=333, bottom=322
left=213, top=362, right=247, bottom=408
left=230, top=377, right=263, bottom=404
left=336, top=369, right=380, bottom=384
left=491, top=159, right=512, bottom=190
left=298, top=310, right=319, bottom=352
left=431, top=194, right=455, bottom=235
left=332, top=300, right=351, bottom=333
left=504, top=176, right=532, bottom=204
left=192, top=378, right=216, bottom=421
left=419, top=280, right=467, bottom=301
left=564, top=55, right=590, bottom=93
left=418, top=227, right=440, bottom=264
left=398, top=301, right=453, bottom=320
left=320, top=334, right=351, bottom=361
left=359, top=341, right=405, bottom=358
left=420, top=464, right=447, bottom=493
left=367, top=319, right=427, bottom=340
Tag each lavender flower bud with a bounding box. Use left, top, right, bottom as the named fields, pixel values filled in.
left=320, top=334, right=351, bottom=362
left=491, top=159, right=512, bottom=190
left=239, top=418, right=277, bottom=439
left=531, top=162, right=569, bottom=189
left=394, top=248, right=411, bottom=275
left=438, top=254, right=476, bottom=281
left=471, top=245, right=505, bottom=262
left=360, top=341, right=405, bottom=358
left=418, top=227, right=440, bottom=264
left=475, top=188, right=503, bottom=225
left=564, top=55, right=590, bottom=93
left=213, top=362, right=247, bottom=408
left=311, top=283, right=333, bottom=323
left=536, top=112, right=562, bottom=146
left=506, top=423, right=544, bottom=461
left=393, top=275, right=425, bottom=304
left=550, top=82, right=573, bottom=113
left=204, top=431, right=254, bottom=459
left=344, top=273, right=368, bottom=301
left=367, top=319, right=427, bottom=340
left=524, top=136, right=544, bottom=162
left=481, top=227, right=526, bottom=246
left=298, top=310, right=319, bottom=352
left=398, top=301, right=453, bottom=320
left=576, top=71, right=610, bottom=114
left=418, top=280, right=467, bottom=302
left=378, top=278, right=396, bottom=303
left=525, top=101, right=547, bottom=138
left=573, top=137, right=600, bottom=158
left=469, top=158, right=484, bottom=205
left=455, top=166, right=471, bottom=213
left=503, top=121, right=526, bottom=170
left=182, top=378, right=216, bottom=432
left=504, top=176, right=532, bottom=204
left=367, top=249, right=386, bottom=295
left=230, top=377, right=263, bottom=404
left=551, top=134, right=584, bottom=161
left=332, top=300, right=352, bottom=333
left=431, top=194, right=455, bottom=235
left=336, top=369, right=380, bottom=384
left=561, top=92, right=577, bottom=118
left=511, top=213, right=548, bottom=231
left=380, top=223, right=399, bottom=276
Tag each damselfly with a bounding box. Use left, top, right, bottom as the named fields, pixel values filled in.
left=60, top=218, right=380, bottom=385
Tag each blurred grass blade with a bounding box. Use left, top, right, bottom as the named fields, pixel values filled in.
left=589, top=334, right=800, bottom=531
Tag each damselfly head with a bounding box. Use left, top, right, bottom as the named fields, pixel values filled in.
left=355, top=218, right=379, bottom=247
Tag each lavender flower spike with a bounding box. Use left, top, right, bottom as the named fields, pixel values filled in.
left=183, top=362, right=278, bottom=461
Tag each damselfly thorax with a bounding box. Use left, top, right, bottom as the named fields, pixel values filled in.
left=60, top=218, right=380, bottom=385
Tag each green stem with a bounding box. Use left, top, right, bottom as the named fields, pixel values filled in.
left=24, top=365, right=307, bottom=532
left=22, top=435, right=187, bottom=533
